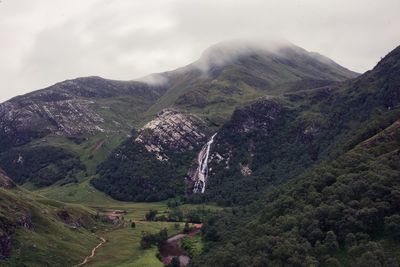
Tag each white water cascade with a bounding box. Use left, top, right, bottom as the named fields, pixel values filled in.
left=193, top=133, right=217, bottom=194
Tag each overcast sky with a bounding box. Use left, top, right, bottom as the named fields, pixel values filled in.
left=0, top=0, right=399, bottom=102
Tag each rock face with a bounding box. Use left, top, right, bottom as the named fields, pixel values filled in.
left=1, top=98, right=105, bottom=137
left=211, top=97, right=286, bottom=169
left=185, top=98, right=286, bottom=194
left=92, top=108, right=209, bottom=201
left=223, top=97, right=285, bottom=135
left=0, top=76, right=165, bottom=150
left=135, top=108, right=207, bottom=160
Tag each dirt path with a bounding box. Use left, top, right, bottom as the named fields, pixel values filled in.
left=91, top=139, right=105, bottom=154
left=73, top=236, right=106, bottom=266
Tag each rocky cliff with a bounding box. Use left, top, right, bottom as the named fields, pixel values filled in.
left=0, top=76, right=166, bottom=151
left=135, top=108, right=207, bottom=161
left=92, top=108, right=209, bottom=201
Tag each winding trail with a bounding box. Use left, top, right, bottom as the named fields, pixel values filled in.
left=74, top=236, right=106, bottom=266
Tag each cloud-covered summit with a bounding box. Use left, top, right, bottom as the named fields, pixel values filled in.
left=0, top=0, right=399, bottom=102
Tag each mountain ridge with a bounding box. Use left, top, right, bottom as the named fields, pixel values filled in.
left=0, top=40, right=359, bottom=191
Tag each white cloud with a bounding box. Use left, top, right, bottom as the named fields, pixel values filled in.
left=0, top=0, right=399, bottom=102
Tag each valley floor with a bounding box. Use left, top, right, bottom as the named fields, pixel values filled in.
left=34, top=181, right=217, bottom=267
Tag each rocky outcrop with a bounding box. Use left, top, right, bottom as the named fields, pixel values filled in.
left=135, top=108, right=207, bottom=161
left=223, top=97, right=285, bottom=135
left=0, top=76, right=166, bottom=150
left=0, top=169, right=15, bottom=189
left=0, top=99, right=105, bottom=138
left=239, top=163, right=252, bottom=176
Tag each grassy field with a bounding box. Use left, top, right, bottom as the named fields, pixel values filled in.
left=76, top=199, right=214, bottom=267
left=87, top=222, right=183, bottom=267
left=34, top=180, right=217, bottom=266
left=10, top=138, right=222, bottom=267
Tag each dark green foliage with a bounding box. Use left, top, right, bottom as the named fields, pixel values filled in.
left=167, top=198, right=183, bottom=208
left=190, top=47, right=400, bottom=266
left=194, top=46, right=400, bottom=206
left=167, top=257, right=181, bottom=267
left=92, top=137, right=197, bottom=201
left=181, top=237, right=196, bottom=258
left=385, top=215, right=400, bottom=241
left=145, top=210, right=158, bottom=221
left=192, top=121, right=400, bottom=266
left=0, top=146, right=85, bottom=187
left=140, top=228, right=168, bottom=249
left=183, top=222, right=191, bottom=234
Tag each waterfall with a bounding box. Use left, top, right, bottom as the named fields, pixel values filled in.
left=193, top=133, right=217, bottom=194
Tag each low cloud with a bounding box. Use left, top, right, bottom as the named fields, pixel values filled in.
left=0, top=0, right=399, bottom=102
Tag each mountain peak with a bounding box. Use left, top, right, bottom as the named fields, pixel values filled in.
left=196, top=38, right=297, bottom=69
left=191, top=39, right=359, bottom=80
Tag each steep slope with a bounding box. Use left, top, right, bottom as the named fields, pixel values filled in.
left=186, top=45, right=400, bottom=205
left=0, top=169, right=100, bottom=266
left=92, top=108, right=208, bottom=201
left=144, top=39, right=358, bottom=126
left=91, top=40, right=359, bottom=202
left=0, top=76, right=166, bottom=151
left=193, top=116, right=400, bottom=267
left=0, top=76, right=167, bottom=188
left=188, top=45, right=400, bottom=266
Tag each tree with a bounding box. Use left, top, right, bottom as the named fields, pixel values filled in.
left=385, top=215, right=400, bottom=240
left=345, top=233, right=356, bottom=249
left=145, top=210, right=158, bottom=221
left=324, top=231, right=339, bottom=254
left=184, top=222, right=191, bottom=234
left=140, top=228, right=169, bottom=249
left=325, top=257, right=341, bottom=267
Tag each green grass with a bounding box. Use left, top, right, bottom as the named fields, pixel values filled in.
left=87, top=222, right=183, bottom=267
left=35, top=179, right=119, bottom=205
left=1, top=182, right=217, bottom=267
left=180, top=234, right=204, bottom=258
left=0, top=187, right=100, bottom=267
left=29, top=133, right=126, bottom=175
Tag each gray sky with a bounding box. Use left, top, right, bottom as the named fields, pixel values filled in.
left=1, top=0, right=399, bottom=102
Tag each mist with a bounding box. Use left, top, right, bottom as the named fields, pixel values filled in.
left=0, top=0, right=399, bottom=102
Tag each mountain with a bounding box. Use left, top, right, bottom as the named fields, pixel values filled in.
left=189, top=45, right=400, bottom=266
left=183, top=45, right=400, bottom=205
left=143, top=39, right=358, bottom=126
left=90, top=40, right=359, bottom=202
left=0, top=40, right=358, bottom=192
left=0, top=76, right=168, bottom=189
left=192, top=118, right=400, bottom=266
left=0, top=76, right=166, bottom=151
left=0, top=39, right=399, bottom=267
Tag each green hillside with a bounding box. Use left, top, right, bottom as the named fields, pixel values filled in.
left=189, top=46, right=400, bottom=266
left=0, top=171, right=100, bottom=266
